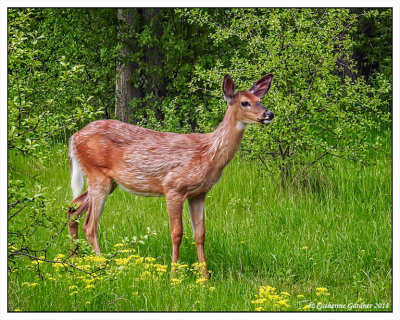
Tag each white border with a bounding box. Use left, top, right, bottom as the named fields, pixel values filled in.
left=1, top=1, right=399, bottom=320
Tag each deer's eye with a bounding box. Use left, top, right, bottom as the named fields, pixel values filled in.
left=241, top=101, right=250, bottom=107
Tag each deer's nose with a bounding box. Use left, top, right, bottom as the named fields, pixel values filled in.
left=263, top=110, right=274, bottom=120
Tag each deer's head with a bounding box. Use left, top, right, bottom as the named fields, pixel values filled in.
left=223, top=74, right=274, bottom=129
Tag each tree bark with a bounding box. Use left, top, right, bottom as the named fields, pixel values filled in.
left=143, top=8, right=166, bottom=121
left=115, top=9, right=142, bottom=123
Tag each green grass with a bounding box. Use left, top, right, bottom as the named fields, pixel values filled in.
left=8, top=134, right=392, bottom=312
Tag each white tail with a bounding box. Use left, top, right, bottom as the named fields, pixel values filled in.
left=67, top=74, right=274, bottom=278
left=69, top=138, right=84, bottom=198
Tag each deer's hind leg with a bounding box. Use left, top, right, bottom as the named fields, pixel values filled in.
left=82, top=176, right=116, bottom=255
left=68, top=191, right=89, bottom=239
left=68, top=191, right=89, bottom=254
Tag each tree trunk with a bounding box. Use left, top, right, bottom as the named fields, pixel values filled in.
left=142, top=8, right=166, bottom=121
left=115, top=9, right=142, bottom=123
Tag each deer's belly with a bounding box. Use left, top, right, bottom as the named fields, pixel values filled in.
left=115, top=178, right=164, bottom=197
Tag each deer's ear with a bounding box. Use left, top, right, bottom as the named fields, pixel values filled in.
left=223, top=74, right=235, bottom=102
left=249, top=74, right=273, bottom=98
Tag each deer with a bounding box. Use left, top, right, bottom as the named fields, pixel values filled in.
left=67, top=74, right=274, bottom=278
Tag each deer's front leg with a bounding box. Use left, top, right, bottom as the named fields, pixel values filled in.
left=188, top=195, right=209, bottom=279
left=166, top=192, right=185, bottom=264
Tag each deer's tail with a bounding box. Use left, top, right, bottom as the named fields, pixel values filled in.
left=69, top=136, right=84, bottom=199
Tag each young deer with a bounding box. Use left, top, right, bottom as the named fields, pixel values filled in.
left=67, top=74, right=274, bottom=277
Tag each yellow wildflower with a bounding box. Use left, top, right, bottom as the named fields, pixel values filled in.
left=140, top=271, right=151, bottom=279
left=13, top=308, right=22, bottom=311
left=114, top=243, right=124, bottom=247
left=71, top=257, right=83, bottom=264
left=134, top=257, right=144, bottom=264
left=155, top=264, right=167, bottom=273
left=297, top=294, right=304, bottom=298
left=192, top=262, right=206, bottom=269
left=277, top=299, right=290, bottom=307
left=154, top=267, right=162, bottom=274
left=69, top=285, right=78, bottom=290
left=196, top=278, right=208, bottom=284
left=31, top=257, right=44, bottom=265
left=22, top=282, right=38, bottom=288
left=269, top=294, right=281, bottom=301
left=209, top=286, right=216, bottom=291
left=255, top=306, right=264, bottom=311
left=54, top=253, right=66, bottom=261
left=84, top=255, right=107, bottom=265
left=76, top=264, right=91, bottom=271
left=70, top=291, right=78, bottom=296
left=115, top=258, right=129, bottom=266
left=303, top=304, right=310, bottom=310
left=301, top=246, right=308, bottom=250
left=52, top=262, right=64, bottom=271
left=259, top=285, right=276, bottom=296
left=85, top=284, right=95, bottom=289
left=170, top=278, right=182, bottom=285
left=252, top=285, right=293, bottom=310
left=316, top=287, right=329, bottom=296
left=144, top=257, right=156, bottom=262
left=251, top=298, right=267, bottom=304
left=143, top=263, right=152, bottom=269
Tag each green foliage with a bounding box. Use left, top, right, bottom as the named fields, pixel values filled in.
left=177, top=8, right=391, bottom=186
left=8, top=8, right=115, bottom=266
left=116, top=9, right=227, bottom=132
left=352, top=8, right=392, bottom=80
left=115, top=8, right=391, bottom=185
left=8, top=8, right=115, bottom=156
left=37, top=8, right=120, bottom=119
left=351, top=9, right=393, bottom=113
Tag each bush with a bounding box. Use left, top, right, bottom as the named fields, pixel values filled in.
left=179, top=8, right=391, bottom=187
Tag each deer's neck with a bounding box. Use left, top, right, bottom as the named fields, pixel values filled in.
left=208, top=106, right=245, bottom=170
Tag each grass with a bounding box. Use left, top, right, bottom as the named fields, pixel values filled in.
left=7, top=133, right=392, bottom=312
